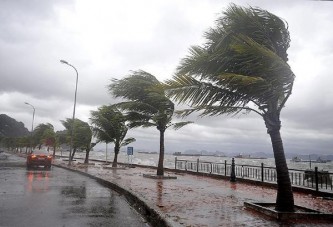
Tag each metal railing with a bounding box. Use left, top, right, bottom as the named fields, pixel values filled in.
left=175, top=157, right=333, bottom=192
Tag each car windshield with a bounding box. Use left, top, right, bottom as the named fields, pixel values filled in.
left=32, top=150, right=51, bottom=155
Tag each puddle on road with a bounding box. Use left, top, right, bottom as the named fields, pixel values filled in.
left=26, top=170, right=52, bottom=193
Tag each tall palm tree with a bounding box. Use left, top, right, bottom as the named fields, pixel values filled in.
left=165, top=4, right=295, bottom=212
left=90, top=105, right=135, bottom=167
left=108, top=70, right=192, bottom=176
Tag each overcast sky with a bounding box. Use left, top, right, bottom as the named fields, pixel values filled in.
left=1, top=0, right=332, bottom=155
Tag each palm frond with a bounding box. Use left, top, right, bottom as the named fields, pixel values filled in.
left=108, top=70, right=160, bottom=101
left=127, top=121, right=157, bottom=128
left=165, top=74, right=246, bottom=107
left=89, top=105, right=129, bottom=145
left=109, top=71, right=186, bottom=133
left=176, top=105, right=260, bottom=118
left=120, top=138, right=136, bottom=147
left=217, top=3, right=290, bottom=61
left=165, top=4, right=294, bottom=117
left=113, top=101, right=158, bottom=115
left=170, top=121, right=193, bottom=130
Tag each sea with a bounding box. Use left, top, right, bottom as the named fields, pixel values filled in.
left=58, top=150, right=333, bottom=172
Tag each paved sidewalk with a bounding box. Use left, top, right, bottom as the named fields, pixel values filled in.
left=54, top=159, right=333, bottom=227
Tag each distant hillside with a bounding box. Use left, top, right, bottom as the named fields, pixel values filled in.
left=0, top=114, right=29, bottom=137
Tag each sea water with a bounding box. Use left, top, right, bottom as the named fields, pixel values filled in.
left=61, top=150, right=333, bottom=172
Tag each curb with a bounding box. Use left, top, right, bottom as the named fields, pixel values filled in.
left=53, top=163, right=175, bottom=227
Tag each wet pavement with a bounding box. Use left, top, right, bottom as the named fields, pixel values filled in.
left=0, top=153, right=150, bottom=227
left=53, top=159, right=333, bottom=227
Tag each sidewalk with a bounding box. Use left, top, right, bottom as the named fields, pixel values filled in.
left=54, top=159, right=333, bottom=227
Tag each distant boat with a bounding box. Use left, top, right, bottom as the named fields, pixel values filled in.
left=173, top=152, right=201, bottom=156
left=138, top=151, right=158, bottom=154
left=291, top=156, right=302, bottom=162
left=235, top=154, right=250, bottom=158
left=313, top=157, right=330, bottom=163
left=291, top=156, right=330, bottom=163
left=172, top=152, right=224, bottom=157
left=234, top=154, right=267, bottom=159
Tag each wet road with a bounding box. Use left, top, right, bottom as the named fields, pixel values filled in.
left=0, top=154, right=150, bottom=227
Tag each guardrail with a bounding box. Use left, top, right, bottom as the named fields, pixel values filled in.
left=175, top=157, right=333, bottom=192
left=55, top=154, right=333, bottom=193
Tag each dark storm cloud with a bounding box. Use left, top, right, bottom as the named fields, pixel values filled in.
left=0, top=0, right=332, bottom=155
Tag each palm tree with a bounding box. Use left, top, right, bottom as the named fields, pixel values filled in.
left=90, top=105, right=135, bottom=167
left=108, top=70, right=192, bottom=176
left=61, top=118, right=93, bottom=161
left=55, top=130, right=67, bottom=157
left=165, top=4, right=295, bottom=212
left=17, top=136, right=30, bottom=153
left=42, top=127, right=56, bottom=155
left=33, top=123, right=55, bottom=151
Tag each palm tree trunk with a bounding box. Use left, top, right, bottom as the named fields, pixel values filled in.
left=84, top=148, right=90, bottom=164
left=268, top=129, right=294, bottom=212
left=112, top=143, right=120, bottom=167
left=71, top=148, right=76, bottom=161
left=157, top=129, right=165, bottom=176
left=52, top=145, right=56, bottom=158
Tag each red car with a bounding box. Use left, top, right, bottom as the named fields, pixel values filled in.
left=26, top=150, right=52, bottom=169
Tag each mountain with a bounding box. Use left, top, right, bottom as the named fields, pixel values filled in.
left=0, top=114, right=29, bottom=137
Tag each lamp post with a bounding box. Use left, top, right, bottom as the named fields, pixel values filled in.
left=24, top=102, right=35, bottom=153
left=60, top=59, right=78, bottom=166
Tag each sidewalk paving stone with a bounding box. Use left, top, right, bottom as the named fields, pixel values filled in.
left=54, top=159, right=333, bottom=227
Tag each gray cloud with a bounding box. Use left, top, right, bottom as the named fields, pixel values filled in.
left=1, top=0, right=332, bottom=156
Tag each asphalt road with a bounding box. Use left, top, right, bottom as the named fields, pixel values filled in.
left=0, top=153, right=150, bottom=227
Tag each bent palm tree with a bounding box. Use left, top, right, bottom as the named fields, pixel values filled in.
left=90, top=105, right=135, bottom=167
left=108, top=70, right=192, bottom=176
left=165, top=4, right=295, bottom=212
left=61, top=118, right=93, bottom=161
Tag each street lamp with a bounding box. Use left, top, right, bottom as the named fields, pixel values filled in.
left=24, top=102, right=35, bottom=153
left=60, top=59, right=79, bottom=166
